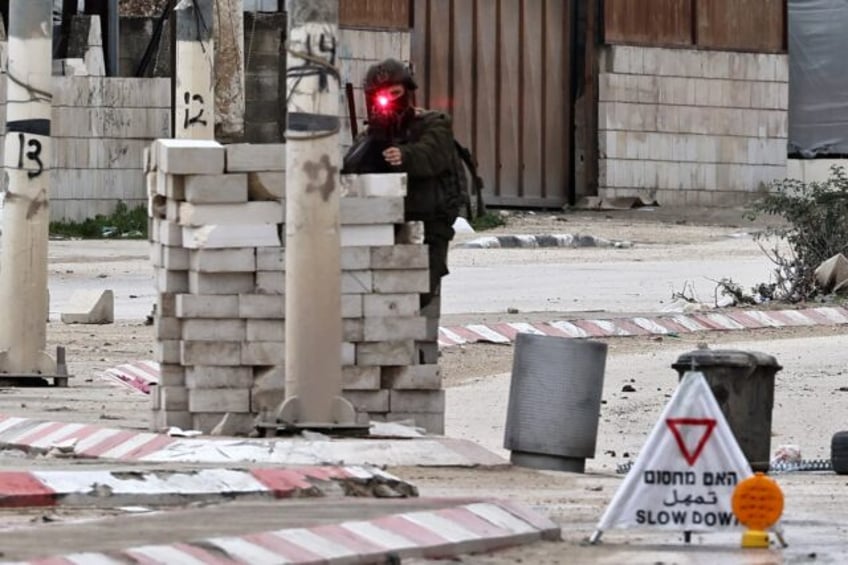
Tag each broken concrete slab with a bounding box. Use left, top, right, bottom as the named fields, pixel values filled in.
left=0, top=465, right=417, bottom=508
left=60, top=290, right=114, bottom=324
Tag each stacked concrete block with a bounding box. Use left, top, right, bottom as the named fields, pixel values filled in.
left=149, top=141, right=444, bottom=435
left=148, top=140, right=282, bottom=434
left=597, top=45, right=789, bottom=207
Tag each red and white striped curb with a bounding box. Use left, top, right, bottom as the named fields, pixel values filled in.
left=101, top=307, right=848, bottom=394
left=437, top=306, right=848, bottom=346
left=2, top=500, right=559, bottom=565
left=0, top=415, right=506, bottom=467
left=0, top=465, right=414, bottom=508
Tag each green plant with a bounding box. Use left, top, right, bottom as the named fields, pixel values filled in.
left=747, top=166, right=848, bottom=302
left=470, top=211, right=506, bottom=231
left=50, top=202, right=148, bottom=239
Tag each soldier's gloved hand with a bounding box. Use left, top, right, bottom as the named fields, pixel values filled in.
left=383, top=147, right=403, bottom=167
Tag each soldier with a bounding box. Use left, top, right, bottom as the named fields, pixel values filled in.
left=343, top=58, right=462, bottom=308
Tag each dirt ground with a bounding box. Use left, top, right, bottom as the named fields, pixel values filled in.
left=3, top=208, right=843, bottom=563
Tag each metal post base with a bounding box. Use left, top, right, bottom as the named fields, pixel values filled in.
left=510, top=450, right=586, bottom=473
left=0, top=346, right=71, bottom=387
left=257, top=395, right=370, bottom=437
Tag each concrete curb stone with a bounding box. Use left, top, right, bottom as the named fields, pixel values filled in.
left=102, top=306, right=848, bottom=393
left=456, top=233, right=633, bottom=249
left=437, top=305, right=848, bottom=346
left=2, top=499, right=560, bottom=565
left=0, top=415, right=508, bottom=468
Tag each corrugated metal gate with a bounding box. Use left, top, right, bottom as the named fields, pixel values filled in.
left=411, top=0, right=574, bottom=208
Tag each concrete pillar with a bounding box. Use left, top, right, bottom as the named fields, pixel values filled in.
left=106, top=0, right=118, bottom=76
left=214, top=0, right=245, bottom=142
left=0, top=0, right=56, bottom=375
left=277, top=0, right=356, bottom=428
left=174, top=0, right=214, bottom=140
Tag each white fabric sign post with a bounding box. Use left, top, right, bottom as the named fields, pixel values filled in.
left=591, top=371, right=754, bottom=543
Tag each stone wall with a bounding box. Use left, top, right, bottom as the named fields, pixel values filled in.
left=0, top=76, right=170, bottom=221
left=0, top=22, right=409, bottom=223
left=148, top=140, right=444, bottom=435
left=597, top=45, right=789, bottom=206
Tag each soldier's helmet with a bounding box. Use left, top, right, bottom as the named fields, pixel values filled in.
left=363, top=59, right=417, bottom=94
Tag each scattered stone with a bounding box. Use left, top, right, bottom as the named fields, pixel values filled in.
left=301, top=430, right=331, bottom=441
left=621, top=385, right=636, bottom=393
left=167, top=426, right=202, bottom=438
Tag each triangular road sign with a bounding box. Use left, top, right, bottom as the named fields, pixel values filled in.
left=667, top=418, right=716, bottom=466
left=591, top=372, right=753, bottom=542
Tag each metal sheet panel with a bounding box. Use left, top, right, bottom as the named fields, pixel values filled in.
left=473, top=0, right=500, bottom=205
left=544, top=0, right=571, bottom=203
left=788, top=0, right=848, bottom=156
left=521, top=0, right=544, bottom=200
left=697, top=0, right=785, bottom=52
left=411, top=0, right=573, bottom=208
left=603, top=0, right=693, bottom=47
left=498, top=0, right=522, bottom=200
left=452, top=0, right=475, bottom=147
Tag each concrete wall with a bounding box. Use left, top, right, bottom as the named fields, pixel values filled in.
left=0, top=24, right=408, bottom=223
left=597, top=45, right=789, bottom=206
left=0, top=76, right=170, bottom=221
left=787, top=158, right=848, bottom=184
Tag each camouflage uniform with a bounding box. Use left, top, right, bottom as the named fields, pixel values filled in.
left=343, top=60, right=457, bottom=307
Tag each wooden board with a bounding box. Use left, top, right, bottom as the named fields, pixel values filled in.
left=498, top=0, right=521, bottom=199
left=340, top=0, right=412, bottom=30
left=603, top=0, right=693, bottom=47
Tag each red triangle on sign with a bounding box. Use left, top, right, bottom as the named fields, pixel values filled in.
left=666, top=418, right=717, bottom=466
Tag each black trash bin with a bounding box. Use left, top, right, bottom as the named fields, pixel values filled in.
left=672, top=349, right=782, bottom=472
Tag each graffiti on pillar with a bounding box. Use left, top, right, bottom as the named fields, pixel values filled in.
left=303, top=154, right=338, bottom=201
left=183, top=92, right=208, bottom=129
left=287, top=31, right=339, bottom=93
left=16, top=134, right=44, bottom=179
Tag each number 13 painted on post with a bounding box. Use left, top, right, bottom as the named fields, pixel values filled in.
left=16, top=133, right=44, bottom=179
left=6, top=119, right=49, bottom=180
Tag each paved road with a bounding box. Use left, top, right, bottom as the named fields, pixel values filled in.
left=46, top=239, right=774, bottom=320
left=442, top=257, right=773, bottom=315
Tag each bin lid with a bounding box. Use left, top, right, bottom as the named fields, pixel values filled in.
left=671, top=349, right=782, bottom=370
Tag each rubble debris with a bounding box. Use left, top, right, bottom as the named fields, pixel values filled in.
left=815, top=253, right=848, bottom=293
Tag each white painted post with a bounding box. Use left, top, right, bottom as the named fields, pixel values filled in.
left=0, top=0, right=56, bottom=375
left=174, top=0, right=215, bottom=140
left=277, top=0, right=356, bottom=428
